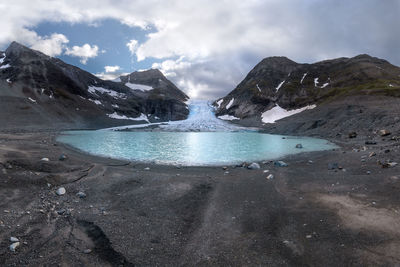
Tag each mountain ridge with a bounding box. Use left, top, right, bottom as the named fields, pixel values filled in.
left=0, top=41, right=189, bottom=131
left=214, top=54, right=400, bottom=122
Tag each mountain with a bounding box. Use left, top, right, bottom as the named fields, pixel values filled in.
left=0, top=42, right=189, bottom=131
left=214, top=54, right=400, bottom=126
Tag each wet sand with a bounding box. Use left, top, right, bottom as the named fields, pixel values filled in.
left=1, top=131, right=400, bottom=266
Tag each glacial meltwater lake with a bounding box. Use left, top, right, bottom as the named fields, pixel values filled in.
left=57, top=131, right=336, bottom=166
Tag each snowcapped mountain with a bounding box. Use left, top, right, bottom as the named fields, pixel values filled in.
left=214, top=54, right=400, bottom=125
left=0, top=42, right=189, bottom=130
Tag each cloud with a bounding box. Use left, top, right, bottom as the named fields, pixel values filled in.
left=95, top=65, right=127, bottom=80
left=105, top=65, right=121, bottom=73
left=0, top=0, right=399, bottom=98
left=65, top=43, right=99, bottom=64
left=126, top=39, right=138, bottom=56
left=30, top=33, right=69, bottom=56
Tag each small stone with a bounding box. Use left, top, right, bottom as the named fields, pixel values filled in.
left=144, top=167, right=150, bottom=171
left=384, top=149, right=391, bottom=153
left=274, top=161, right=288, bottom=167
left=379, top=129, right=391, bottom=137
left=5, top=163, right=12, bottom=169
left=56, top=187, right=66, bottom=196
left=348, top=132, right=357, bottom=138
left=41, top=158, right=50, bottom=162
left=59, top=154, right=68, bottom=161
left=247, top=162, right=260, bottom=170
left=56, top=209, right=66, bottom=215
left=328, top=163, right=339, bottom=170
left=306, top=235, right=312, bottom=239
left=222, top=166, right=228, bottom=170
left=263, top=170, right=269, bottom=173
left=10, top=237, right=19, bottom=242
left=76, top=192, right=86, bottom=198
left=295, top=144, right=303, bottom=149
left=266, top=174, right=274, bottom=180
left=365, top=140, right=377, bottom=145
left=369, top=152, right=376, bottom=157
left=9, top=242, right=20, bottom=252
left=366, top=171, right=371, bottom=175
left=83, top=249, right=92, bottom=254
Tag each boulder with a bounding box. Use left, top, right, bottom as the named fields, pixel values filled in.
left=56, top=187, right=66, bottom=196
left=9, top=242, right=20, bottom=252
left=247, top=163, right=261, bottom=169
left=274, top=161, right=288, bottom=167
left=379, top=129, right=391, bottom=136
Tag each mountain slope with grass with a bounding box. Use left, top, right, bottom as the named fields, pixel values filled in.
left=214, top=54, right=400, bottom=137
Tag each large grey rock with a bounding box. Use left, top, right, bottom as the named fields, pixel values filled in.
left=247, top=163, right=260, bottom=169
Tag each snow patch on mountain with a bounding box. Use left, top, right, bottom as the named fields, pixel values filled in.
left=218, top=114, right=239, bottom=121
left=300, top=73, right=307, bottom=84
left=226, top=98, right=234, bottom=109
left=321, top=82, right=329, bottom=88
left=107, top=112, right=149, bottom=122
left=276, top=81, right=285, bottom=91
left=261, top=104, right=316, bottom=124
left=314, top=78, right=319, bottom=87
left=125, top=82, right=153, bottom=91
left=216, top=99, right=224, bottom=108
left=88, top=86, right=126, bottom=99
left=89, top=99, right=102, bottom=105
left=0, top=64, right=11, bottom=69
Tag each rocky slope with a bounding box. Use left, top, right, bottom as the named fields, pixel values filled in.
left=0, top=42, right=189, bottom=131
left=214, top=55, right=400, bottom=127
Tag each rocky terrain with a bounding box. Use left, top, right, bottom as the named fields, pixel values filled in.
left=0, top=42, right=189, bottom=132
left=214, top=54, right=400, bottom=129
left=1, top=129, right=400, bottom=266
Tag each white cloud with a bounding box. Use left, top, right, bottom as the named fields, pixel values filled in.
left=30, top=33, right=69, bottom=56
left=65, top=43, right=99, bottom=64
left=105, top=65, right=120, bottom=73
left=126, top=39, right=138, bottom=56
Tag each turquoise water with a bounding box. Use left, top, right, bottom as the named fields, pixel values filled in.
left=57, top=131, right=336, bottom=166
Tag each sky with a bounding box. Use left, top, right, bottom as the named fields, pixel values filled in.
left=0, top=0, right=399, bottom=100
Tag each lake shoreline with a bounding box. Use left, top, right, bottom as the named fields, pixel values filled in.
left=1, top=130, right=400, bottom=265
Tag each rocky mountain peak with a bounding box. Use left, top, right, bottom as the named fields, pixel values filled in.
left=5, top=41, right=50, bottom=65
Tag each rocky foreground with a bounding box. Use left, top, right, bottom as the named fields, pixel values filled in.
left=0, top=129, right=400, bottom=266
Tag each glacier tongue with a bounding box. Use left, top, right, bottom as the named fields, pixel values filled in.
left=160, top=100, right=245, bottom=132
left=107, top=100, right=247, bottom=132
